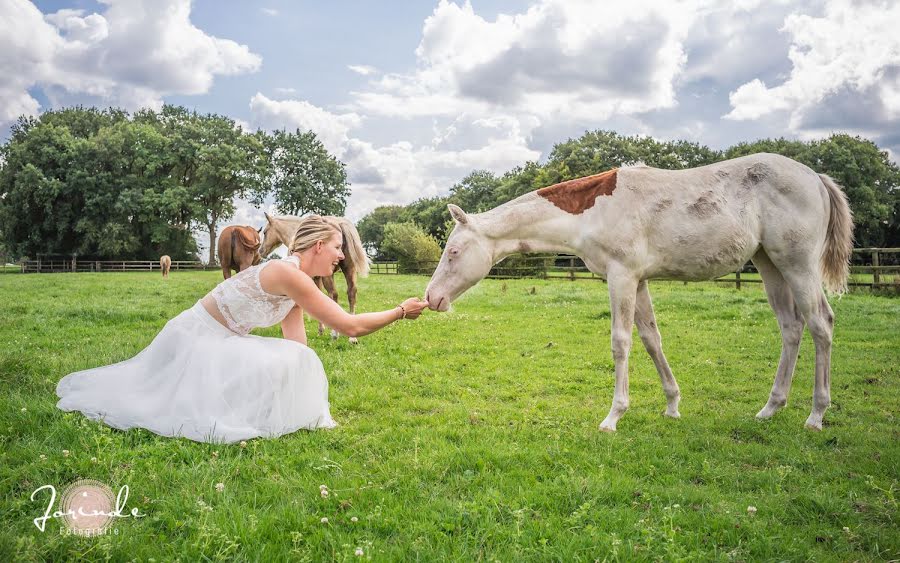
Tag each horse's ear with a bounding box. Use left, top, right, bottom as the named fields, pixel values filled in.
left=263, top=212, right=273, bottom=223
left=448, top=204, right=468, bottom=225
left=257, top=225, right=263, bottom=233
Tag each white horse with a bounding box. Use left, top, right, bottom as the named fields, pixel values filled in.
left=425, top=153, right=853, bottom=432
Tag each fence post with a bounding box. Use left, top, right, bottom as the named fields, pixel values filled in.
left=872, top=249, right=880, bottom=288
left=569, top=256, right=575, bottom=281
left=735, top=268, right=741, bottom=290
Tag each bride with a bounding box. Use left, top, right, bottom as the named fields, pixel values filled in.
left=56, top=215, right=428, bottom=443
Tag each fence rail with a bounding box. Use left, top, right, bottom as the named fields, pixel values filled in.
left=372, top=248, right=900, bottom=290
left=14, top=259, right=213, bottom=273
left=7, top=249, right=899, bottom=290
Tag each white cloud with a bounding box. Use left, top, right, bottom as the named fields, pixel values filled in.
left=261, top=8, right=279, bottom=16
left=249, top=93, right=363, bottom=156
left=246, top=92, right=540, bottom=220
left=725, top=0, right=900, bottom=125
left=0, top=0, right=261, bottom=123
left=350, top=0, right=701, bottom=122
left=348, top=65, right=377, bottom=76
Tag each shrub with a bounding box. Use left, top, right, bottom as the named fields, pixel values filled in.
left=381, top=222, right=442, bottom=274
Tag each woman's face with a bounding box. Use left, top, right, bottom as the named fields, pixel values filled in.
left=315, top=232, right=345, bottom=276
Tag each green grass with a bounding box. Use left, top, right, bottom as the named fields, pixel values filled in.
left=1, top=272, right=898, bottom=561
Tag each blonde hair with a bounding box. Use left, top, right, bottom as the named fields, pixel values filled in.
left=289, top=215, right=342, bottom=254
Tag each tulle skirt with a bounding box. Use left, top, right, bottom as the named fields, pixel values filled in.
left=56, top=302, right=336, bottom=443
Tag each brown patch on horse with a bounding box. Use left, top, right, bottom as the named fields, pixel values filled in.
left=537, top=169, right=618, bottom=214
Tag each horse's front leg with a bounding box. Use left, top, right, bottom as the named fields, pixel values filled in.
left=321, top=275, right=340, bottom=340
left=600, top=271, right=639, bottom=432
left=342, top=265, right=359, bottom=344
left=635, top=280, right=681, bottom=418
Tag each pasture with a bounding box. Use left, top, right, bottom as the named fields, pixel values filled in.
left=0, top=271, right=897, bottom=561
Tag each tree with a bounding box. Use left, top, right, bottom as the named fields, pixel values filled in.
left=357, top=205, right=404, bottom=258
left=266, top=129, right=349, bottom=216
left=381, top=222, right=442, bottom=273
left=399, top=196, right=454, bottom=243
left=160, top=107, right=270, bottom=264
left=0, top=107, right=199, bottom=259
left=449, top=170, right=501, bottom=213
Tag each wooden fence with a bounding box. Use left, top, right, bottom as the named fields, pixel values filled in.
left=16, top=259, right=213, bottom=273
left=9, top=249, right=899, bottom=290
left=372, top=248, right=900, bottom=290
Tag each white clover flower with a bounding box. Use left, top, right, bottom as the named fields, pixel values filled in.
left=212, top=451, right=219, bottom=458
left=843, top=526, right=851, bottom=533
left=351, top=516, right=358, bottom=523
left=39, top=454, right=47, bottom=461
left=239, top=441, right=247, bottom=448
left=320, top=517, right=329, bottom=524
left=673, top=504, right=680, bottom=509
left=62, top=450, right=70, bottom=457
left=747, top=506, right=757, bottom=515
left=91, top=457, right=98, bottom=463
left=215, top=482, right=225, bottom=492
left=321, top=489, right=329, bottom=498
left=20, top=407, right=27, bottom=413
left=320, top=484, right=328, bottom=490
left=355, top=547, right=364, bottom=556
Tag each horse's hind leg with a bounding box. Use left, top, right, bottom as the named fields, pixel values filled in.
left=765, top=249, right=835, bottom=430
left=321, top=275, right=340, bottom=340
left=752, top=249, right=805, bottom=420
left=635, top=281, right=680, bottom=418
left=342, top=264, right=359, bottom=344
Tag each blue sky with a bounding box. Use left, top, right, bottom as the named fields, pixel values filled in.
left=3, top=0, right=899, bottom=256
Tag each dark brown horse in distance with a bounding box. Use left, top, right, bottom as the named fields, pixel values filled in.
left=260, top=213, right=370, bottom=343
left=218, top=225, right=262, bottom=279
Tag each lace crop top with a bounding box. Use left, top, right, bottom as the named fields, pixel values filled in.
left=207, top=256, right=299, bottom=336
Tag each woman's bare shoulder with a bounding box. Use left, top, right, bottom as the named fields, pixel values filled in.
left=259, top=260, right=311, bottom=294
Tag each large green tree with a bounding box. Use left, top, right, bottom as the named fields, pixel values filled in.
left=0, top=108, right=198, bottom=259
left=266, top=129, right=349, bottom=217
left=158, top=107, right=270, bottom=264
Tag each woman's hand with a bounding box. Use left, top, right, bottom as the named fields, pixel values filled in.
left=399, top=297, right=429, bottom=320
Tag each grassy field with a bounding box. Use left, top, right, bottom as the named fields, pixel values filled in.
left=0, top=271, right=897, bottom=561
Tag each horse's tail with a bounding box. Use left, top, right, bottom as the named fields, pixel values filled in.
left=818, top=174, right=854, bottom=295
left=333, top=217, right=370, bottom=277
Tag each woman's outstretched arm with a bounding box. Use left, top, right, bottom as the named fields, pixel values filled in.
left=262, top=262, right=427, bottom=338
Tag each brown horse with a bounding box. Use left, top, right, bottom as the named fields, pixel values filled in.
left=160, top=255, right=171, bottom=278
left=218, top=225, right=262, bottom=279
left=260, top=213, right=370, bottom=343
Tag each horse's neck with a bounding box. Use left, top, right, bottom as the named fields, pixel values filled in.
left=480, top=195, right=582, bottom=259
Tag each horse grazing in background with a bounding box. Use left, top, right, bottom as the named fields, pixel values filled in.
left=425, top=153, right=854, bottom=432
left=160, top=255, right=171, bottom=278
left=218, top=225, right=262, bottom=280
left=261, top=213, right=371, bottom=343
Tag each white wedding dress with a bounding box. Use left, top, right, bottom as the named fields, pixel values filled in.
left=56, top=256, right=336, bottom=443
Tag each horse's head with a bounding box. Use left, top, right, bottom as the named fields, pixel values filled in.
left=259, top=213, right=280, bottom=258
left=425, top=204, right=494, bottom=312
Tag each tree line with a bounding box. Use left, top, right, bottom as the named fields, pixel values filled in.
left=0, top=106, right=349, bottom=263
left=358, top=131, right=900, bottom=264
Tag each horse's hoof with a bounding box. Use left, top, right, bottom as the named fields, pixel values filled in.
left=330, top=329, right=338, bottom=341
left=599, top=421, right=617, bottom=433
left=663, top=410, right=681, bottom=419
left=349, top=337, right=359, bottom=345
left=804, top=418, right=823, bottom=431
